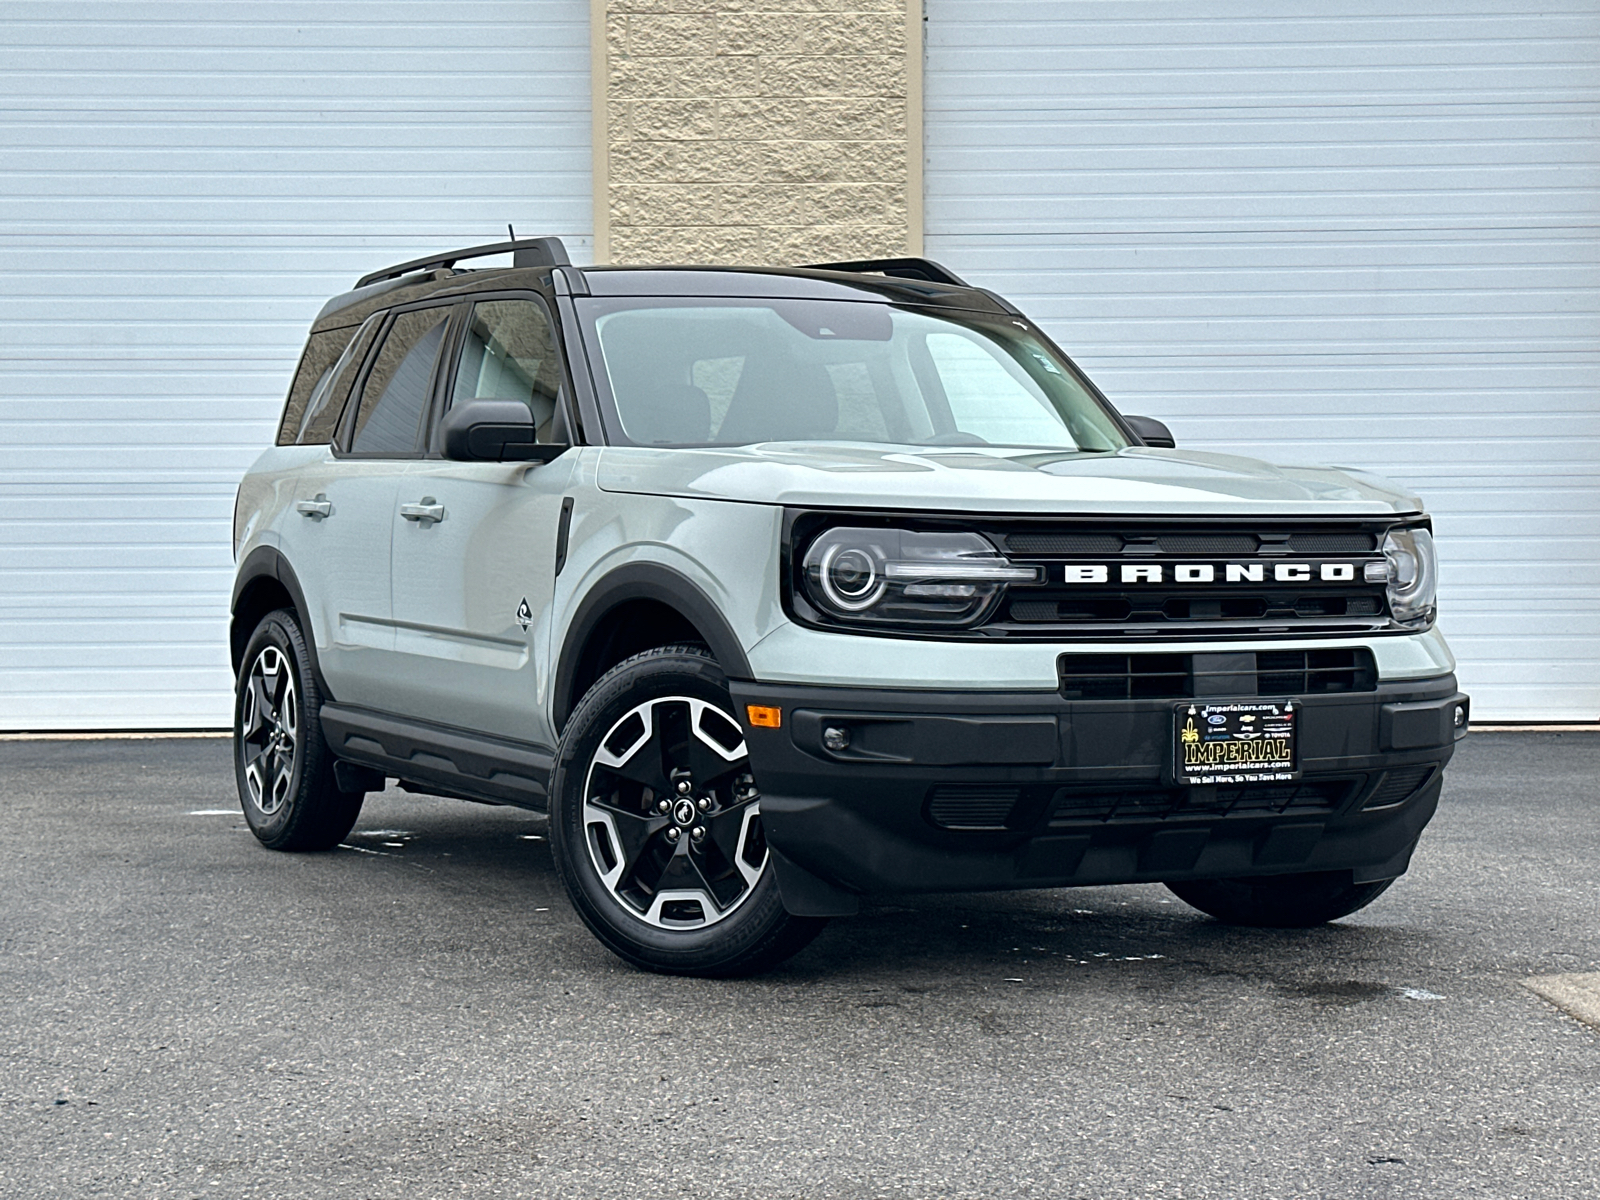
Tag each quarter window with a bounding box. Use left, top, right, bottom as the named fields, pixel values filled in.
left=277, top=328, right=355, bottom=446
left=349, top=307, right=452, bottom=455
left=293, top=316, right=381, bottom=446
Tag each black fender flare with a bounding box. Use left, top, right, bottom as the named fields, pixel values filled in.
left=553, top=562, right=753, bottom=730
left=230, top=546, right=332, bottom=700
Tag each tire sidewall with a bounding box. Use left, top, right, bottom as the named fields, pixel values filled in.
left=233, top=609, right=340, bottom=849
left=549, top=648, right=792, bottom=973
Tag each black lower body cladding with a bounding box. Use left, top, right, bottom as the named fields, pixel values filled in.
left=729, top=674, right=1467, bottom=900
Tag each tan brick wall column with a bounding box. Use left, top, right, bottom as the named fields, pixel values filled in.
left=591, top=0, right=922, bottom=264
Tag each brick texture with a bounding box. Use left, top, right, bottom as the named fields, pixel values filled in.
left=601, top=0, right=913, bottom=264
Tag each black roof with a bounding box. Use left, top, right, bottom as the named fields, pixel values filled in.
left=581, top=266, right=1011, bottom=313
left=311, top=239, right=1011, bottom=332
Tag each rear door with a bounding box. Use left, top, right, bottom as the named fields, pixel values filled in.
left=284, top=303, right=453, bottom=709
left=387, top=295, right=577, bottom=746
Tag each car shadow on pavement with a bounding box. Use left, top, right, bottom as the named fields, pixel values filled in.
left=335, top=795, right=1438, bottom=992
left=786, top=891, right=1429, bottom=987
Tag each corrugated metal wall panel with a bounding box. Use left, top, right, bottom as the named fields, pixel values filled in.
left=0, top=2, right=592, bottom=729
left=925, top=0, right=1600, bottom=721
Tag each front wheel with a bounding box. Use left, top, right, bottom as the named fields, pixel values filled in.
left=1165, top=870, right=1396, bottom=927
left=549, top=645, right=826, bottom=977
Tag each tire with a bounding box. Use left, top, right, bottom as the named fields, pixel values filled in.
left=233, top=608, right=365, bottom=851
left=549, top=644, right=827, bottom=977
left=1165, top=870, right=1396, bottom=928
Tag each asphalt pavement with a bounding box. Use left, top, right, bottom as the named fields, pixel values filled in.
left=2, top=732, right=1597, bottom=1199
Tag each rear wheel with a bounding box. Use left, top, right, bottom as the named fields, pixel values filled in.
left=234, top=608, right=365, bottom=851
left=549, top=645, right=826, bottom=976
left=1165, top=871, right=1395, bottom=927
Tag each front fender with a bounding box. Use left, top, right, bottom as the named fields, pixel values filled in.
left=552, top=561, right=754, bottom=729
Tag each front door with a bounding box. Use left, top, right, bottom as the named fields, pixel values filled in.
left=387, top=296, right=576, bottom=747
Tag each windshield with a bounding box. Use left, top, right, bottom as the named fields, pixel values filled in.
left=581, top=298, right=1130, bottom=452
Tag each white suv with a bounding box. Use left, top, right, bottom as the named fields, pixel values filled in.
left=230, top=237, right=1469, bottom=976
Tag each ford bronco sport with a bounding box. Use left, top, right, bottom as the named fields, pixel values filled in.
left=230, top=237, right=1469, bottom=976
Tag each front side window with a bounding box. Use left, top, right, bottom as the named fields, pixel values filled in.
left=451, top=299, right=563, bottom=441
left=348, top=306, right=452, bottom=455
left=581, top=298, right=1129, bottom=452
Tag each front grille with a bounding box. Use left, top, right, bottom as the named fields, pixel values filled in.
left=1152, top=533, right=1260, bottom=556
left=986, top=520, right=1395, bottom=640
left=1005, top=532, right=1122, bottom=556
left=1003, top=530, right=1377, bottom=558
left=1256, top=649, right=1378, bottom=695
left=1363, top=765, right=1436, bottom=810
left=1059, top=648, right=1376, bottom=700
left=926, top=778, right=1361, bottom=831
left=1288, top=532, right=1378, bottom=554
left=1048, top=779, right=1356, bottom=825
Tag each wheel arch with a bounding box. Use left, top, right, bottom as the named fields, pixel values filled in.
left=554, top=563, right=753, bottom=732
left=230, top=546, right=332, bottom=700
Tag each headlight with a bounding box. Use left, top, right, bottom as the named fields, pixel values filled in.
left=1382, top=526, right=1437, bottom=627
left=800, top=527, right=1039, bottom=627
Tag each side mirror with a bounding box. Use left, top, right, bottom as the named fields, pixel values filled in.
left=440, top=399, right=567, bottom=463
left=1124, top=414, right=1176, bottom=448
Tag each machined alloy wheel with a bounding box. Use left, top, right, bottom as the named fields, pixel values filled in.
left=239, top=644, right=299, bottom=816
left=583, top=694, right=768, bottom=930
left=550, top=645, right=826, bottom=977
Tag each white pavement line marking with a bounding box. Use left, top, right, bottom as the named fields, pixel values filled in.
left=1524, top=972, right=1600, bottom=1032
left=339, top=844, right=395, bottom=857
left=1470, top=725, right=1600, bottom=733
left=0, top=731, right=232, bottom=741
left=1398, top=987, right=1447, bottom=1001
left=187, top=810, right=239, bottom=816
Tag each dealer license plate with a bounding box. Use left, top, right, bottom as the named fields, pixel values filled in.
left=1174, top=700, right=1300, bottom=786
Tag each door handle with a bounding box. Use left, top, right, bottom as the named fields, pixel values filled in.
left=296, top=496, right=332, bottom=519
left=399, top=499, right=445, bottom=524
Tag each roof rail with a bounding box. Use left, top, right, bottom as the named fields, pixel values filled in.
left=801, top=256, right=968, bottom=287
left=355, top=237, right=571, bottom=289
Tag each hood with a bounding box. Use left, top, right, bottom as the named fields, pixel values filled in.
left=595, top=443, right=1424, bottom=517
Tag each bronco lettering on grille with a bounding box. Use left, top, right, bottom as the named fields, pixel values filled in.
left=1071, top=562, right=1361, bottom=585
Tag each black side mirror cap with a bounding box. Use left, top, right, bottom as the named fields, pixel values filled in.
left=1124, top=414, right=1176, bottom=448
left=441, top=399, right=568, bottom=462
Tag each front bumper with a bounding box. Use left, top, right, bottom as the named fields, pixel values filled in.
left=730, top=674, right=1467, bottom=907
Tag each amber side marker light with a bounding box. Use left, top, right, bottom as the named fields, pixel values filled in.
left=746, top=705, right=782, bottom=729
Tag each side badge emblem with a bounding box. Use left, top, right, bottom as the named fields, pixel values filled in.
left=516, top=598, right=533, bottom=631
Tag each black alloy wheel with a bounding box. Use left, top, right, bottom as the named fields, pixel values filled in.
left=234, top=609, right=366, bottom=851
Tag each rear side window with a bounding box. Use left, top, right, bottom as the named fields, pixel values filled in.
left=451, top=299, right=563, bottom=441
left=348, top=306, right=452, bottom=455
left=276, top=328, right=356, bottom=445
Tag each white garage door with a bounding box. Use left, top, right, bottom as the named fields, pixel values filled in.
left=926, top=1, right=1600, bottom=722
left=0, top=2, right=592, bottom=730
